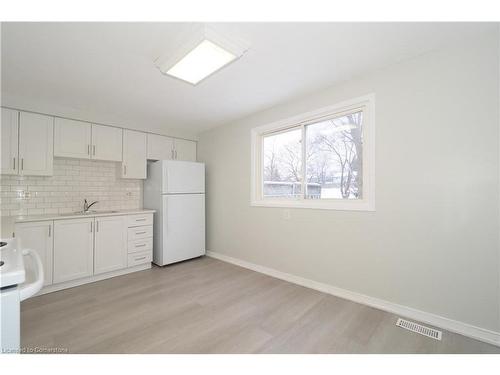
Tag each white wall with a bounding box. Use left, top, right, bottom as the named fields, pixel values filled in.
left=198, top=32, right=500, bottom=333
left=1, top=92, right=199, bottom=141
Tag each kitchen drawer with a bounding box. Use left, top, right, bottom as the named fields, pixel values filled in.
left=127, top=214, right=153, bottom=227
left=128, top=250, right=152, bottom=267
left=127, top=225, right=153, bottom=241
left=128, top=238, right=153, bottom=254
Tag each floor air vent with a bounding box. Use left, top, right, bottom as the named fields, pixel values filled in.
left=396, top=318, right=442, bottom=340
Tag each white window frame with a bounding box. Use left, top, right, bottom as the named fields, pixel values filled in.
left=250, top=94, right=375, bottom=211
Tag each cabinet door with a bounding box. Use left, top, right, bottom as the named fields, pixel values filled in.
left=53, top=218, right=94, bottom=283
left=94, top=216, right=127, bottom=275
left=173, top=139, right=197, bottom=161
left=147, top=133, right=174, bottom=160
left=122, top=130, right=147, bottom=179
left=1, top=108, right=19, bottom=175
left=92, top=124, right=122, bottom=161
left=19, top=112, right=54, bottom=176
left=15, top=221, right=54, bottom=286
left=54, top=118, right=91, bottom=159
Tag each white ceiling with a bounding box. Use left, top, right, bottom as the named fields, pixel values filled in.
left=1, top=22, right=495, bottom=135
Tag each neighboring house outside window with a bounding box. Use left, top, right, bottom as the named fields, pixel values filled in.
left=251, top=94, right=375, bottom=211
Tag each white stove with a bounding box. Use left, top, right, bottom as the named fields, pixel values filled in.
left=1, top=238, right=44, bottom=354
left=0, top=239, right=26, bottom=288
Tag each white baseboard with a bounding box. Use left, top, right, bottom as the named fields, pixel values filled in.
left=37, top=263, right=152, bottom=296
left=206, top=251, right=500, bottom=347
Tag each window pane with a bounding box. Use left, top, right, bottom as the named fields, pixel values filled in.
left=262, top=128, right=302, bottom=199
left=305, top=111, right=363, bottom=199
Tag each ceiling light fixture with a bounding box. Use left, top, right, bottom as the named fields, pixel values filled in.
left=155, top=25, right=249, bottom=85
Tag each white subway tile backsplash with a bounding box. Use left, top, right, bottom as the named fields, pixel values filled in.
left=0, top=157, right=142, bottom=216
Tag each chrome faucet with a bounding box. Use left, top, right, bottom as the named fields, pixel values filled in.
left=83, top=199, right=98, bottom=213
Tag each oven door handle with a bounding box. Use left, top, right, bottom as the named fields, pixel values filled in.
left=19, top=249, right=44, bottom=302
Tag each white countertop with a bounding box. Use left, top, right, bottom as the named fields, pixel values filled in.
left=12, top=208, right=155, bottom=223
left=0, top=209, right=155, bottom=237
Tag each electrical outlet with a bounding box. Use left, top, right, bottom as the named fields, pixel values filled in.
left=16, top=190, right=31, bottom=200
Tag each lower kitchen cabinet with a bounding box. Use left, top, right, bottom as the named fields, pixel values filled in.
left=128, top=251, right=153, bottom=267
left=53, top=218, right=94, bottom=284
left=14, top=212, right=154, bottom=294
left=15, top=220, right=54, bottom=286
left=94, top=215, right=127, bottom=275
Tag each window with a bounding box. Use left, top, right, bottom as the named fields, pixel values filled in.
left=251, top=94, right=374, bottom=211
left=263, top=128, right=302, bottom=199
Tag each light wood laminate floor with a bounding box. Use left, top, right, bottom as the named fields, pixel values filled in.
left=21, top=257, right=500, bottom=354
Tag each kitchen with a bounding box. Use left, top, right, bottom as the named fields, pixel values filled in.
left=1, top=8, right=500, bottom=373
left=1, top=106, right=206, bottom=347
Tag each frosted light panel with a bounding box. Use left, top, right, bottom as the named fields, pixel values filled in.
left=166, top=40, right=236, bottom=84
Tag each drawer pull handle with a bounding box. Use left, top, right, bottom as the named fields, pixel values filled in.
left=135, top=218, right=146, bottom=221
left=135, top=244, right=146, bottom=247
left=136, top=231, right=146, bottom=235
left=135, top=256, right=146, bottom=261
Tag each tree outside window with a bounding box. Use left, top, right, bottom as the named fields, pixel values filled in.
left=262, top=111, right=363, bottom=200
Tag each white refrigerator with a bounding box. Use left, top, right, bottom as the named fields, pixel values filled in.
left=144, top=160, right=205, bottom=266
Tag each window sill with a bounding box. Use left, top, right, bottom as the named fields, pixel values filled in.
left=250, top=199, right=375, bottom=211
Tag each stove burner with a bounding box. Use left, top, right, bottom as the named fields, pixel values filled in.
left=0, top=241, right=7, bottom=247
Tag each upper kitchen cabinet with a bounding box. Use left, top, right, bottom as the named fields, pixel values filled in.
left=173, top=138, right=197, bottom=161
left=54, top=118, right=92, bottom=159
left=91, top=124, right=122, bottom=162
left=122, top=130, right=147, bottom=179
left=54, top=118, right=122, bottom=162
left=1, top=108, right=19, bottom=175
left=147, top=134, right=197, bottom=161
left=18, top=112, right=54, bottom=176
left=2, top=109, right=54, bottom=176
left=147, top=133, right=174, bottom=160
